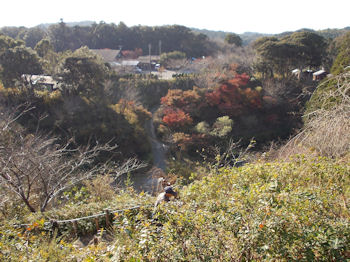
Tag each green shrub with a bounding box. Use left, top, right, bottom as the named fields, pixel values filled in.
left=110, top=156, right=349, bottom=261
left=305, top=72, right=350, bottom=118
left=1, top=156, right=349, bottom=261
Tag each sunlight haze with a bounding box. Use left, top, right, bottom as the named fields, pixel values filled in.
left=2, top=0, right=350, bottom=33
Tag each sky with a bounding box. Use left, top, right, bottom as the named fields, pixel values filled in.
left=1, top=0, right=350, bottom=34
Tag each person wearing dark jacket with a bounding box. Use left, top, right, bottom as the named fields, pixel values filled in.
left=154, top=186, right=178, bottom=208
left=152, top=186, right=178, bottom=221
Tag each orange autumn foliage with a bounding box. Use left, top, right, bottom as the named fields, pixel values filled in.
left=161, top=89, right=201, bottom=107
left=162, top=108, right=193, bottom=128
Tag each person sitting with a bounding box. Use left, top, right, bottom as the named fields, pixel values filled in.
left=154, top=186, right=178, bottom=208
left=152, top=186, right=178, bottom=221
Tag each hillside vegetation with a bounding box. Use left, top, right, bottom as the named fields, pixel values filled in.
left=1, top=155, right=349, bottom=261
left=0, top=22, right=349, bottom=261
left=1, top=72, right=349, bottom=261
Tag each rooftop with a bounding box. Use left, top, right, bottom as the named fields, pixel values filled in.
left=313, top=69, right=327, bottom=76
left=90, top=49, right=121, bottom=62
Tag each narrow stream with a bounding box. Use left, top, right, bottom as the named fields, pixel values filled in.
left=131, top=108, right=168, bottom=192
left=145, top=117, right=167, bottom=171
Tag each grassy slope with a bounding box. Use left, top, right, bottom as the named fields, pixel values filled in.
left=1, top=156, right=349, bottom=261
left=1, top=70, right=349, bottom=262
left=114, top=156, right=349, bottom=261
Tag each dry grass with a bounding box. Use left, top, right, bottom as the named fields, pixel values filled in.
left=84, top=175, right=116, bottom=202
left=278, top=72, right=350, bottom=159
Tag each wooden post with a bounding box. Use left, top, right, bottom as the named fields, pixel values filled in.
left=105, top=209, right=111, bottom=228
left=50, top=220, right=59, bottom=237
left=72, top=221, right=78, bottom=237
left=94, top=217, right=99, bottom=231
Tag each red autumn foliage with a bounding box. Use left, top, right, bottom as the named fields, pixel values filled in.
left=161, top=89, right=199, bottom=107
left=160, top=68, right=263, bottom=138
left=206, top=73, right=261, bottom=116
left=162, top=108, right=193, bottom=128
left=161, top=89, right=184, bottom=107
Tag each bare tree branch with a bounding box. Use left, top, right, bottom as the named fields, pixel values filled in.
left=0, top=106, right=146, bottom=212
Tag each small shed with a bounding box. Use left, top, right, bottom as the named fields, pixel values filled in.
left=313, top=69, right=328, bottom=81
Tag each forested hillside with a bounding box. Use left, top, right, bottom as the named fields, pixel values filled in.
left=192, top=26, right=350, bottom=45
left=0, top=21, right=217, bottom=57
left=0, top=21, right=349, bottom=261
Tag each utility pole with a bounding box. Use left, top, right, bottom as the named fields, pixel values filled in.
left=148, top=43, right=152, bottom=76
left=159, top=40, right=162, bottom=56
left=118, top=45, right=122, bottom=59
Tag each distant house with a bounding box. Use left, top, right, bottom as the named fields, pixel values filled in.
left=313, top=69, right=328, bottom=81
left=121, top=60, right=142, bottom=72
left=21, top=74, right=58, bottom=91
left=292, top=69, right=314, bottom=80
left=137, top=55, right=160, bottom=70
left=90, top=49, right=122, bottom=63
left=121, top=60, right=140, bottom=67
left=110, top=60, right=142, bottom=73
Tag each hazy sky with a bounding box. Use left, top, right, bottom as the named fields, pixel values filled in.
left=2, top=0, right=349, bottom=34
